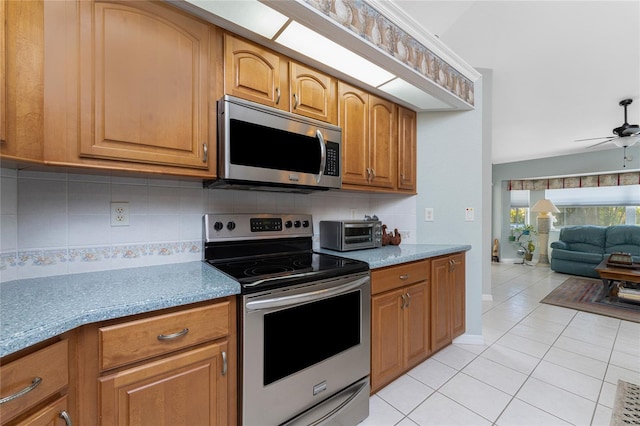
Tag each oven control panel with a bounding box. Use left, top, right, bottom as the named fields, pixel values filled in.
left=204, top=214, right=313, bottom=241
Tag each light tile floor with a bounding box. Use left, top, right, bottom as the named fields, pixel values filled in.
left=361, top=262, right=640, bottom=426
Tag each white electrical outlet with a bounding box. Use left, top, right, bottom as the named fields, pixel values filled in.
left=350, top=209, right=357, bottom=219
left=424, top=208, right=434, bottom=221
left=110, top=202, right=130, bottom=226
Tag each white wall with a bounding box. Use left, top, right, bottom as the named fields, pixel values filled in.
left=416, top=76, right=487, bottom=338
left=0, top=167, right=417, bottom=282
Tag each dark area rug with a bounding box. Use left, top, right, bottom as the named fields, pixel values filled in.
left=540, top=276, right=640, bottom=323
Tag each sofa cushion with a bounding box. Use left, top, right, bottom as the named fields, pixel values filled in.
left=557, top=225, right=607, bottom=254
left=551, top=248, right=604, bottom=264
left=605, top=225, right=640, bottom=256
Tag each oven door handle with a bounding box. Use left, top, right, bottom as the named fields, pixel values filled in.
left=245, top=276, right=369, bottom=311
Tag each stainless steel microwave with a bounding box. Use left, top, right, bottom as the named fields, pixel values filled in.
left=320, top=220, right=383, bottom=251
left=206, top=95, right=342, bottom=193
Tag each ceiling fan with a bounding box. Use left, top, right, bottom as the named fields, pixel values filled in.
left=575, top=99, right=640, bottom=167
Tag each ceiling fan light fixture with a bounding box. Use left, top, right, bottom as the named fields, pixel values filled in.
left=613, top=134, right=640, bottom=148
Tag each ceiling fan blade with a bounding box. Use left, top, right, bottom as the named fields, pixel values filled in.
left=574, top=136, right=615, bottom=142
left=587, top=140, right=614, bottom=148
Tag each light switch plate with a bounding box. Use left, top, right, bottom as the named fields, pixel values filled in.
left=424, top=208, right=434, bottom=221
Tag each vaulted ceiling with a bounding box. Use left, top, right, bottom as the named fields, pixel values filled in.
left=389, top=1, right=640, bottom=165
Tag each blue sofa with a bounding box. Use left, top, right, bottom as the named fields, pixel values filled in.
left=550, top=225, right=640, bottom=278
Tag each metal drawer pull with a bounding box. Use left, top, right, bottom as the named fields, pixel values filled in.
left=0, top=377, right=42, bottom=404
left=157, top=328, right=189, bottom=341
left=222, top=351, right=227, bottom=376
left=399, top=274, right=409, bottom=280
left=59, top=410, right=72, bottom=426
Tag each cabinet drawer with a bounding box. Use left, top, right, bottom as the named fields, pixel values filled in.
left=371, top=260, right=429, bottom=294
left=0, top=340, right=69, bottom=424
left=99, top=301, right=230, bottom=371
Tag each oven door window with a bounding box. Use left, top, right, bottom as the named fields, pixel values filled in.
left=263, top=291, right=361, bottom=386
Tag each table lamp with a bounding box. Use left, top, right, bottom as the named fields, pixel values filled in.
left=531, top=199, right=560, bottom=264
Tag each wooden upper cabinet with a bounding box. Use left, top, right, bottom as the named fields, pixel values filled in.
left=43, top=0, right=217, bottom=176
left=2, top=0, right=44, bottom=163
left=339, top=82, right=396, bottom=190
left=339, top=84, right=369, bottom=187
left=397, top=106, right=417, bottom=192
left=224, top=34, right=288, bottom=110
left=289, top=62, right=337, bottom=123
left=369, top=95, right=396, bottom=189
left=80, top=1, right=212, bottom=169
left=0, top=0, right=5, bottom=146
left=224, top=34, right=337, bottom=123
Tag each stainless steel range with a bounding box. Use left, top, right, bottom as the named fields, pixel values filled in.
left=203, top=213, right=371, bottom=426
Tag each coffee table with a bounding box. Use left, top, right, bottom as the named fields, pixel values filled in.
left=595, top=260, right=640, bottom=303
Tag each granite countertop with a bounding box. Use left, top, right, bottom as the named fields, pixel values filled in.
left=0, top=262, right=240, bottom=358
left=0, top=244, right=470, bottom=358
left=318, top=243, right=471, bottom=269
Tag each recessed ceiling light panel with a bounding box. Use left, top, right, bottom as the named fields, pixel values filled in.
left=276, top=21, right=395, bottom=87
left=378, top=78, right=452, bottom=110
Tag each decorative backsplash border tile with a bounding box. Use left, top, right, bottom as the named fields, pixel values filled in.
left=0, top=241, right=202, bottom=282
left=303, top=0, right=474, bottom=105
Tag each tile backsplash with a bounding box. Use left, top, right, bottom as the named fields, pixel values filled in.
left=0, top=167, right=416, bottom=282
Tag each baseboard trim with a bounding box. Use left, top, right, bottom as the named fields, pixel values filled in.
left=453, top=333, right=485, bottom=345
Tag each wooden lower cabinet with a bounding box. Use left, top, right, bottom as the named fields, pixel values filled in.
left=12, top=396, right=70, bottom=426
left=431, top=253, right=466, bottom=353
left=0, top=340, right=71, bottom=426
left=75, top=297, right=236, bottom=426
left=370, top=260, right=430, bottom=393
left=99, top=342, right=228, bottom=426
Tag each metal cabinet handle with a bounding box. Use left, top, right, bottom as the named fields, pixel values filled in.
left=275, top=87, right=281, bottom=104
left=316, top=130, right=326, bottom=183
left=0, top=377, right=42, bottom=404
left=157, top=328, right=189, bottom=341
left=400, top=294, right=407, bottom=309
left=221, top=351, right=227, bottom=376
left=203, top=143, right=208, bottom=163
left=293, top=93, right=299, bottom=109
left=405, top=292, right=411, bottom=308
left=371, top=169, right=376, bottom=180
left=399, top=274, right=409, bottom=281
left=366, top=168, right=372, bottom=183
left=59, top=410, right=72, bottom=426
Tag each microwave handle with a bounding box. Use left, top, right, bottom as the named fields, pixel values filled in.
left=316, top=130, right=326, bottom=183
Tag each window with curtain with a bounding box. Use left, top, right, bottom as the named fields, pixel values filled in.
left=545, top=185, right=640, bottom=227
left=510, top=190, right=529, bottom=229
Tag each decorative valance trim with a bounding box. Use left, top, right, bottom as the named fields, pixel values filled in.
left=302, top=0, right=475, bottom=106
left=508, top=172, right=640, bottom=191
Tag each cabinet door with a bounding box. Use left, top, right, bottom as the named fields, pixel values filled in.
left=368, top=95, right=396, bottom=189
left=370, top=289, right=404, bottom=393
left=99, top=342, right=228, bottom=426
left=404, top=281, right=430, bottom=369
left=224, top=34, right=288, bottom=110
left=430, top=257, right=452, bottom=353
left=397, top=106, right=416, bottom=192
left=339, top=82, right=370, bottom=187
left=290, top=62, right=336, bottom=123
left=450, top=253, right=466, bottom=338
left=14, top=395, right=70, bottom=426
left=0, top=0, right=5, bottom=146
left=78, top=1, right=211, bottom=169
left=2, top=0, right=43, bottom=162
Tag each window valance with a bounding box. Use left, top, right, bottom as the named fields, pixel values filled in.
left=508, top=172, right=640, bottom=191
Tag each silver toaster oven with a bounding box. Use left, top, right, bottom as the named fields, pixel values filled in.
left=320, top=220, right=382, bottom=251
